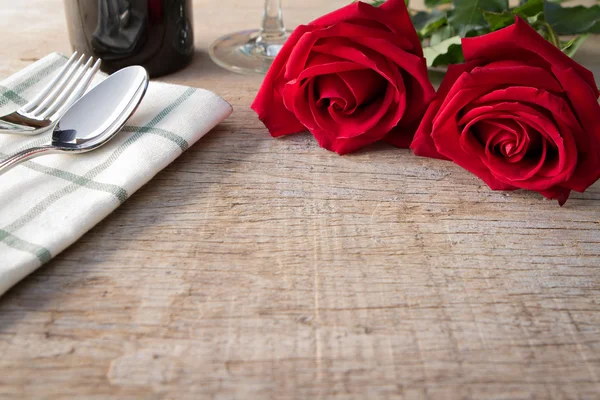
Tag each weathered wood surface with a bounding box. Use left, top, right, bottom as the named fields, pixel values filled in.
left=1, top=0, right=599, bottom=398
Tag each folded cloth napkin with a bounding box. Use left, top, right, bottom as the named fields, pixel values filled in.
left=0, top=53, right=232, bottom=296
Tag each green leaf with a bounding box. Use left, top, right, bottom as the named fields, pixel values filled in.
left=513, top=0, right=543, bottom=18
left=482, top=0, right=544, bottom=32
left=423, top=35, right=463, bottom=67
left=427, top=69, right=446, bottom=89
left=561, top=34, right=589, bottom=58
left=425, top=0, right=451, bottom=8
left=520, top=0, right=560, bottom=5
left=544, top=2, right=600, bottom=35
left=482, top=11, right=514, bottom=31
left=533, top=20, right=561, bottom=47
left=449, top=0, right=509, bottom=37
left=412, top=10, right=446, bottom=34
left=430, top=25, right=455, bottom=45
left=524, top=11, right=543, bottom=26
left=411, top=11, right=430, bottom=31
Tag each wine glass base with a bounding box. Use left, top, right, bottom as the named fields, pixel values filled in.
left=209, top=29, right=290, bottom=75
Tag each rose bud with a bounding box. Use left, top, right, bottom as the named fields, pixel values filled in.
left=251, top=0, right=435, bottom=155
left=411, top=17, right=600, bottom=205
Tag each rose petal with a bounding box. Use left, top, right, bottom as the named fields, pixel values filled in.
left=539, top=186, right=571, bottom=206
left=310, top=0, right=421, bottom=55
left=336, top=69, right=387, bottom=111
left=286, top=22, right=413, bottom=80
left=436, top=66, right=564, bottom=128
left=251, top=25, right=313, bottom=137
left=409, top=63, right=476, bottom=157
left=462, top=17, right=598, bottom=98
left=310, top=39, right=411, bottom=133
left=296, top=59, right=367, bottom=81
left=253, top=0, right=432, bottom=155
left=312, top=34, right=433, bottom=125
left=552, top=67, right=600, bottom=192
left=474, top=118, right=548, bottom=183
left=464, top=87, right=586, bottom=168
left=430, top=112, right=515, bottom=190
left=481, top=119, right=530, bottom=162
left=458, top=102, right=578, bottom=189
left=331, top=83, right=396, bottom=139
left=315, top=73, right=354, bottom=111
left=310, top=38, right=399, bottom=87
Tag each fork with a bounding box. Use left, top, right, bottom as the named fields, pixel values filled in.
left=0, top=52, right=101, bottom=135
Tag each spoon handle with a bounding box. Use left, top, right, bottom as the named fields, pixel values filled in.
left=0, top=145, right=55, bottom=175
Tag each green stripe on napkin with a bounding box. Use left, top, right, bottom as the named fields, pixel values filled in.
left=1, top=87, right=195, bottom=235
left=0, top=53, right=232, bottom=296
left=0, top=230, right=51, bottom=263
left=0, top=56, right=65, bottom=107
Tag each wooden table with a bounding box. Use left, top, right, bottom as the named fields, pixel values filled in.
left=1, top=0, right=599, bottom=398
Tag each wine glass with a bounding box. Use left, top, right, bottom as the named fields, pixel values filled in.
left=209, top=0, right=289, bottom=74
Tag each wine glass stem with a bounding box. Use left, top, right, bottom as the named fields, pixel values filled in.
left=260, top=0, right=285, bottom=41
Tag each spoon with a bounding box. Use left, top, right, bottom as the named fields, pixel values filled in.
left=0, top=66, right=149, bottom=175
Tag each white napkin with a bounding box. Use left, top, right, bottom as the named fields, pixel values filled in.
left=0, top=53, right=232, bottom=296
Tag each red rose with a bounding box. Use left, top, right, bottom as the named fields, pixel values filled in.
left=251, top=0, right=435, bottom=155
left=411, top=17, right=600, bottom=205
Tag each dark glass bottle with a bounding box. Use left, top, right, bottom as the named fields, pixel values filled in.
left=63, top=0, right=194, bottom=77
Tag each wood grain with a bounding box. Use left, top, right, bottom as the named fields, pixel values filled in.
left=1, top=0, right=599, bottom=399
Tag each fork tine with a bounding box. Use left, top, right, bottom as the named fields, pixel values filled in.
left=30, top=53, right=86, bottom=115
left=21, top=52, right=79, bottom=113
left=48, top=58, right=101, bottom=121
left=39, top=56, right=95, bottom=119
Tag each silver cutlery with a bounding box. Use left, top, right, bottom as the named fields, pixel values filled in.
left=0, top=65, right=149, bottom=175
left=0, top=52, right=101, bottom=135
